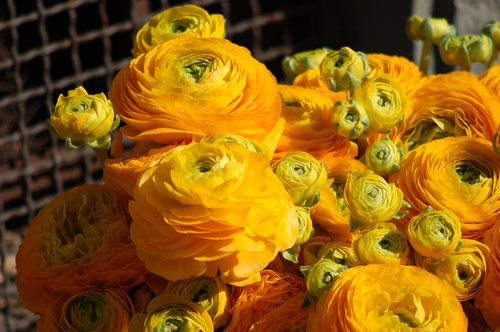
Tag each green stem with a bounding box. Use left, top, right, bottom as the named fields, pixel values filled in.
left=419, top=41, right=432, bottom=75
left=488, top=49, right=498, bottom=68
left=92, top=147, right=109, bottom=168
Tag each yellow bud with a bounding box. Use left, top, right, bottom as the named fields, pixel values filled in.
left=481, top=21, right=500, bottom=49
left=282, top=47, right=333, bottom=81
left=407, top=207, right=461, bottom=261
left=406, top=15, right=425, bottom=41
left=295, top=206, right=314, bottom=245
left=271, top=151, right=328, bottom=207
left=48, top=86, right=119, bottom=149
left=320, top=46, right=369, bottom=92
left=331, top=99, right=369, bottom=139
left=363, top=138, right=403, bottom=176
left=439, top=34, right=494, bottom=69
left=316, top=240, right=360, bottom=267
left=419, top=17, right=456, bottom=44
left=303, top=255, right=347, bottom=301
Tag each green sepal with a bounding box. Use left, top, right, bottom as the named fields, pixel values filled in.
left=282, top=244, right=301, bottom=264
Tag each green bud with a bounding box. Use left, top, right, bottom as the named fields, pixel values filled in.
left=419, top=17, right=456, bottom=44
left=302, top=252, right=347, bottom=301
left=362, top=138, right=403, bottom=176
left=406, top=15, right=425, bottom=41
left=439, top=34, right=494, bottom=70
left=331, top=99, right=369, bottom=139
left=282, top=47, right=333, bottom=81
left=481, top=21, right=500, bottom=49
left=320, top=47, right=369, bottom=92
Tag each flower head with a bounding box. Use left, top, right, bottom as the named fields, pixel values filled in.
left=282, top=47, right=332, bottom=81
left=302, top=252, right=347, bottom=302
left=48, top=86, right=119, bottom=149
left=406, top=16, right=456, bottom=44
left=132, top=4, right=225, bottom=56
left=331, top=99, right=369, bottom=139
left=439, top=34, right=494, bottom=69
left=362, top=137, right=404, bottom=176
left=320, top=46, right=369, bottom=92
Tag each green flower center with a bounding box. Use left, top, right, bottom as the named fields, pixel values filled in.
left=184, top=60, right=210, bottom=82
left=455, top=161, right=490, bottom=185
left=153, top=316, right=185, bottom=332
left=67, top=294, right=107, bottom=331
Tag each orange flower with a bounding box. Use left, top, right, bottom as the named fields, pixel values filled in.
left=225, top=270, right=310, bottom=332
left=15, top=184, right=148, bottom=314
left=37, top=288, right=134, bottom=332
left=109, top=37, right=283, bottom=145
left=129, top=142, right=298, bottom=286
left=389, top=136, right=500, bottom=241
left=274, top=84, right=358, bottom=172
left=479, top=63, right=500, bottom=100
left=308, top=264, right=468, bottom=331
left=393, top=71, right=500, bottom=152
left=475, top=220, right=500, bottom=329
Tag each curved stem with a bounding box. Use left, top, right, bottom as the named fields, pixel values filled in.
left=419, top=41, right=432, bottom=74
left=488, top=49, right=498, bottom=69
left=92, top=147, right=109, bottom=168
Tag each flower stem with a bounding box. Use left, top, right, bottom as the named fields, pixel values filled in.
left=419, top=41, right=432, bottom=74
left=488, top=49, right=498, bottom=68
left=92, top=147, right=109, bottom=168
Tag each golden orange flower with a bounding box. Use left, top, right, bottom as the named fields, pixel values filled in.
left=389, top=136, right=500, bottom=241
left=479, top=63, right=500, bottom=100
left=308, top=264, right=468, bottom=331
left=15, top=184, right=148, bottom=314
left=37, top=288, right=134, bottom=332
left=475, top=220, right=500, bottom=329
left=275, top=84, right=358, bottom=172
left=393, top=71, right=500, bottom=152
left=225, top=270, right=310, bottom=332
left=132, top=4, right=225, bottom=56
left=129, top=142, right=298, bottom=286
left=109, top=37, right=283, bottom=145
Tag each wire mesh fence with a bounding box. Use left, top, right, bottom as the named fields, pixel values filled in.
left=0, top=0, right=325, bottom=330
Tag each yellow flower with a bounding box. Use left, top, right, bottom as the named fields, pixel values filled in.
left=352, top=75, right=407, bottom=134
left=331, top=99, right=369, bottom=139
left=37, top=288, right=134, bottom=332
left=271, top=151, right=328, bottom=207
left=389, top=136, right=500, bottom=241
left=343, top=169, right=405, bottom=230
left=275, top=84, right=357, bottom=172
left=225, top=270, right=310, bottom=332
left=129, top=142, right=298, bottom=286
left=15, top=184, right=148, bottom=314
left=307, top=264, right=468, bottom=331
left=302, top=253, right=347, bottom=302
left=282, top=47, right=333, bottom=81
left=48, top=86, right=119, bottom=149
left=394, top=71, right=500, bottom=152
left=419, top=239, right=489, bottom=301
left=319, top=46, right=369, bottom=92
left=439, top=34, right=494, bottom=70
left=362, top=137, right=404, bottom=176
left=163, top=276, right=230, bottom=329
left=109, top=37, right=283, bottom=145
left=200, top=133, right=270, bottom=158
left=406, top=207, right=462, bottom=260
left=475, top=219, right=500, bottom=328
left=131, top=4, right=225, bottom=56
left=479, top=63, right=500, bottom=99
left=352, top=222, right=410, bottom=265
left=129, top=293, right=214, bottom=332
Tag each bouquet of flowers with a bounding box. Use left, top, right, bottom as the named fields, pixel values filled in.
left=15, top=4, right=500, bottom=331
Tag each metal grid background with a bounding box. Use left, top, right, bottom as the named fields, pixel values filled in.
left=0, top=0, right=324, bottom=330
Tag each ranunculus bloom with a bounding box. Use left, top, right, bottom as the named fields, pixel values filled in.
left=129, top=142, right=298, bottom=286
left=393, top=71, right=500, bottom=152
left=362, top=137, right=403, bottom=176
left=225, top=270, right=310, bottom=332
left=303, top=254, right=347, bottom=302
left=37, top=288, right=134, bottom=332
left=131, top=4, right=225, bottom=56
left=331, top=99, right=370, bottom=139
left=389, top=136, right=500, bottom=241
left=439, top=34, right=493, bottom=70
left=419, top=239, right=489, bottom=301
left=129, top=293, right=214, bottom=332
left=475, top=220, right=500, bottom=329
left=352, top=75, right=407, bottom=134
left=320, top=46, right=369, bottom=92
left=406, top=207, right=462, bottom=260
left=275, top=84, right=357, bottom=172
left=15, top=184, right=148, bottom=314
left=48, top=86, right=119, bottom=149
left=163, top=276, right=230, bottom=329
left=271, top=151, right=328, bottom=207
left=308, top=264, right=468, bottom=331
left=109, top=37, right=283, bottom=145
left=352, top=222, right=410, bottom=265
left=479, top=63, right=500, bottom=99
left=344, top=169, right=405, bottom=230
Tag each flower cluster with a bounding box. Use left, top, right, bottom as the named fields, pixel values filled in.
left=16, top=4, right=500, bottom=331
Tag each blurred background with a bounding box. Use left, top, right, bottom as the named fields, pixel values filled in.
left=0, top=0, right=497, bottom=330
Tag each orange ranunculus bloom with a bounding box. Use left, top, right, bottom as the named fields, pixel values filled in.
left=131, top=4, right=226, bottom=57
left=274, top=84, right=358, bottom=172
left=307, top=264, right=468, bottom=331
left=392, top=70, right=500, bottom=152
left=36, top=288, right=134, bottom=332
left=109, top=37, right=283, bottom=145
left=129, top=141, right=298, bottom=286
left=475, top=220, right=500, bottom=329
left=478, top=63, right=500, bottom=100
left=225, top=269, right=310, bottom=332
left=367, top=53, right=423, bottom=98
left=389, top=136, right=500, bottom=241
left=15, top=184, right=148, bottom=314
